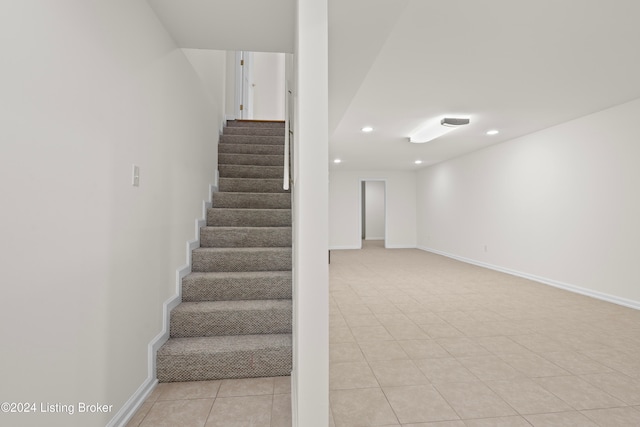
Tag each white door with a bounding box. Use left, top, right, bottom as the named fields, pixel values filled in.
left=240, top=51, right=254, bottom=119
left=236, top=51, right=285, bottom=120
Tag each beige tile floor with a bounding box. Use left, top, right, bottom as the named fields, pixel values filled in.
left=128, top=241, right=640, bottom=426
left=126, top=376, right=291, bottom=427
left=328, top=241, right=640, bottom=426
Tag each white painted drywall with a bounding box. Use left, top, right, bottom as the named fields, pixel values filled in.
left=182, top=48, right=227, bottom=133
left=292, top=0, right=329, bottom=425
left=225, top=51, right=238, bottom=119
left=252, top=52, right=286, bottom=120
left=330, top=170, right=417, bottom=249
left=364, top=181, right=385, bottom=240
left=417, top=97, right=640, bottom=306
left=0, top=2, right=223, bottom=426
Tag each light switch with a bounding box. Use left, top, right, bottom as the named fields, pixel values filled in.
left=132, top=164, right=140, bottom=187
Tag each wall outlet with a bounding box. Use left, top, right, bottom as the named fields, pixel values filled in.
left=484, top=245, right=488, bottom=252
left=132, top=164, right=140, bottom=187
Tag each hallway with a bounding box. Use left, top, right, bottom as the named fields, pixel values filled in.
left=329, top=242, right=640, bottom=426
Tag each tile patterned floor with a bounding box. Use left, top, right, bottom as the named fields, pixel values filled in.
left=125, top=376, right=291, bottom=427
left=128, top=241, right=640, bottom=426
left=328, top=241, right=640, bottom=426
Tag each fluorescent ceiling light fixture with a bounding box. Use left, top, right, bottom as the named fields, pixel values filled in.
left=409, top=116, right=470, bottom=143
left=486, top=129, right=499, bottom=135
left=361, top=126, right=373, bottom=133
left=414, top=160, right=423, bottom=164
left=441, top=118, right=470, bottom=127
left=333, top=158, right=342, bottom=164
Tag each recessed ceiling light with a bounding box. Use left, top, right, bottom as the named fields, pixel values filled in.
left=333, top=159, right=342, bottom=164
left=486, top=129, right=499, bottom=135
left=414, top=160, right=423, bottom=164
left=361, top=126, right=373, bottom=133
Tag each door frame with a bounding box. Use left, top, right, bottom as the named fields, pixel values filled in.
left=359, top=179, right=387, bottom=248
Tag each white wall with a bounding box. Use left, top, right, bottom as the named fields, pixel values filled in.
left=330, top=170, right=417, bottom=249
left=182, top=48, right=227, bottom=134
left=225, top=51, right=238, bottom=119
left=0, top=1, right=223, bottom=426
left=417, top=97, right=640, bottom=307
left=292, top=0, right=329, bottom=425
left=252, top=52, right=286, bottom=120
left=364, top=181, right=385, bottom=240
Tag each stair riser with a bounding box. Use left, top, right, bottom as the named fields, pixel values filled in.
left=224, top=127, right=285, bottom=136
left=219, top=144, right=284, bottom=156
left=213, top=193, right=291, bottom=209
left=220, top=135, right=284, bottom=145
left=219, top=153, right=283, bottom=167
left=219, top=178, right=288, bottom=193
left=207, top=209, right=291, bottom=227
left=192, top=250, right=292, bottom=272
left=226, top=120, right=285, bottom=129
left=219, top=165, right=283, bottom=179
left=171, top=310, right=292, bottom=338
left=157, top=348, right=292, bottom=382
left=200, top=228, right=291, bottom=248
left=182, top=274, right=292, bottom=302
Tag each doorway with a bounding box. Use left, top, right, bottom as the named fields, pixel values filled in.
left=360, top=180, right=386, bottom=248
left=235, top=51, right=285, bottom=120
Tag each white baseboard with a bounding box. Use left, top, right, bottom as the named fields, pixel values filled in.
left=329, top=244, right=417, bottom=250
left=109, top=183, right=216, bottom=426
left=106, top=376, right=157, bottom=427
left=365, top=237, right=385, bottom=241
left=329, top=245, right=361, bottom=250
left=417, top=246, right=640, bottom=311
left=225, top=114, right=236, bottom=122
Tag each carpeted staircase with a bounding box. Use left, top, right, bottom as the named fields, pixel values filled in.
left=156, top=120, right=292, bottom=382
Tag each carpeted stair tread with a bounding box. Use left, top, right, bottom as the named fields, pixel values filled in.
left=156, top=334, right=292, bottom=382
left=219, top=164, right=284, bottom=179
left=192, top=247, right=292, bottom=272
left=207, top=208, right=291, bottom=227
left=220, top=135, right=284, bottom=145
left=182, top=271, right=292, bottom=301
left=219, top=153, right=283, bottom=167
left=223, top=126, right=285, bottom=136
left=212, top=192, right=290, bottom=209
left=219, top=178, right=288, bottom=193
left=219, top=143, right=284, bottom=156
left=170, top=300, right=291, bottom=337
left=226, top=120, right=285, bottom=128
left=200, top=226, right=291, bottom=248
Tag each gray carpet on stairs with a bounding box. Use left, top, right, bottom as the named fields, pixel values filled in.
left=207, top=208, right=291, bottom=227
left=157, top=334, right=291, bottom=382
left=181, top=271, right=292, bottom=302
left=219, top=178, right=287, bottom=193
left=200, top=226, right=292, bottom=248
left=157, top=120, right=292, bottom=383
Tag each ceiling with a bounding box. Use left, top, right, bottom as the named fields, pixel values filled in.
left=148, top=0, right=640, bottom=171
left=147, top=0, right=295, bottom=53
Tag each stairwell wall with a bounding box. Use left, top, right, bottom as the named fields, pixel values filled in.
left=0, top=1, right=223, bottom=426
left=416, top=97, right=640, bottom=307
